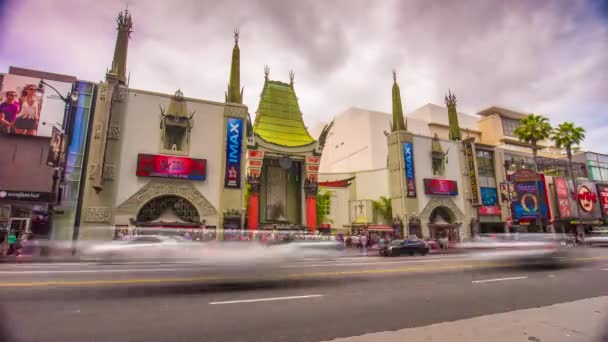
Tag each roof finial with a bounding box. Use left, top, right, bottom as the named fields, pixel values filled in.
left=264, top=65, right=270, bottom=80
left=234, top=27, right=239, bottom=44
left=445, top=89, right=457, bottom=107
left=392, top=69, right=397, bottom=83
left=289, top=69, right=295, bottom=86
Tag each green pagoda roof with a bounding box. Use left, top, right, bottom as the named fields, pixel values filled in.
left=253, top=76, right=315, bottom=147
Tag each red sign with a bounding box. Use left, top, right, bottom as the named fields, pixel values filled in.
left=479, top=206, right=501, bottom=216
left=248, top=150, right=264, bottom=159
left=307, top=165, right=319, bottom=172
left=136, top=154, right=207, bottom=181
left=307, top=156, right=320, bottom=165
left=553, top=177, right=572, bottom=218
left=578, top=185, right=598, bottom=212
left=598, top=184, right=608, bottom=216
left=423, top=179, right=458, bottom=196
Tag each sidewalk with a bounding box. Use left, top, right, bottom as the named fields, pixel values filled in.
left=325, top=296, right=608, bottom=342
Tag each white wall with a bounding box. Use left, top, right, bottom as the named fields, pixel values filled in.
left=320, top=187, right=350, bottom=229
left=114, top=90, right=225, bottom=224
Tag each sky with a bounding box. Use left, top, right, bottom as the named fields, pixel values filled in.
left=0, top=0, right=606, bottom=151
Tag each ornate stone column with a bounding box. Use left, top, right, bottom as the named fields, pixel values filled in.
left=247, top=174, right=261, bottom=230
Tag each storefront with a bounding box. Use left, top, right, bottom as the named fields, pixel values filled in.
left=0, top=190, right=53, bottom=252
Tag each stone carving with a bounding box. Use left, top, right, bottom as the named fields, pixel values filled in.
left=94, top=123, right=103, bottom=139
left=117, top=180, right=217, bottom=217
left=88, top=163, right=97, bottom=180
left=114, top=85, right=126, bottom=102
left=419, top=197, right=465, bottom=224
left=84, top=207, right=112, bottom=223
left=108, top=126, right=120, bottom=140
left=102, top=165, right=115, bottom=181
left=99, top=83, right=107, bottom=102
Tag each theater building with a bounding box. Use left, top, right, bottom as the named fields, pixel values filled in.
left=77, top=11, right=247, bottom=239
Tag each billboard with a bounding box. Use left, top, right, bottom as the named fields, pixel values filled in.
left=575, top=181, right=602, bottom=220
left=480, top=187, right=498, bottom=206
left=597, top=183, right=608, bottom=217
left=136, top=154, right=207, bottom=181
left=463, top=138, right=481, bottom=206
left=553, top=177, right=572, bottom=219
left=423, top=179, right=458, bottom=195
left=403, top=142, right=416, bottom=197
left=0, top=74, right=73, bottom=137
left=224, top=117, right=243, bottom=188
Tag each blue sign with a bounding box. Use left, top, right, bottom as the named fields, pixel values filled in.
left=512, top=181, right=548, bottom=221
left=480, top=187, right=498, bottom=206
left=224, top=117, right=243, bottom=188
left=403, top=142, right=416, bottom=197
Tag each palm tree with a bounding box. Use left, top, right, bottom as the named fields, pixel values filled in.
left=513, top=114, right=553, bottom=172
left=372, top=196, right=392, bottom=224
left=552, top=122, right=586, bottom=180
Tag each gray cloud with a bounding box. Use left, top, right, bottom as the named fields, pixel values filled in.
left=1, top=0, right=606, bottom=152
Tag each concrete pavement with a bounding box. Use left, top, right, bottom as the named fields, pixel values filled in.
left=0, top=248, right=607, bottom=341
left=327, top=296, right=608, bottom=342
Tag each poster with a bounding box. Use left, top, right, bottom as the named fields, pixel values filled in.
left=480, top=187, right=498, bottom=206
left=47, top=127, right=62, bottom=167
left=553, top=177, right=572, bottom=218
left=464, top=138, right=480, bottom=205
left=513, top=182, right=540, bottom=219
left=0, top=74, right=73, bottom=137
left=499, top=182, right=510, bottom=203
left=224, top=117, right=243, bottom=188
left=403, top=142, right=416, bottom=197
left=597, top=183, right=608, bottom=217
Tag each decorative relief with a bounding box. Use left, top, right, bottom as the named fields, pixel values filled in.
left=108, top=126, right=120, bottom=140
left=99, top=83, right=107, bottom=102
left=94, top=123, right=103, bottom=139
left=114, top=85, right=126, bottom=102
left=419, top=197, right=465, bottom=224
left=117, top=180, right=217, bottom=217
left=84, top=207, right=112, bottom=223
left=102, top=165, right=115, bottom=181
left=88, top=164, right=97, bottom=180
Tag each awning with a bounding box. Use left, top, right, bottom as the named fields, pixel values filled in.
left=318, top=177, right=356, bottom=188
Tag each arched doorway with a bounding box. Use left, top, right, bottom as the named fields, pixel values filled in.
left=428, top=206, right=460, bottom=242
left=131, top=195, right=203, bottom=237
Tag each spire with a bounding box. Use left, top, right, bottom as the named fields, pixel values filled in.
left=111, top=8, right=133, bottom=85
left=225, top=27, right=243, bottom=104
left=391, top=69, right=407, bottom=132
left=264, top=65, right=270, bottom=83
left=445, top=89, right=461, bottom=141
left=289, top=70, right=295, bottom=88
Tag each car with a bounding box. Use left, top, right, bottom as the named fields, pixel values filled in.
left=379, top=239, right=430, bottom=257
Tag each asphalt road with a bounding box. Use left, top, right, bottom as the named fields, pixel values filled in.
left=1, top=248, right=608, bottom=342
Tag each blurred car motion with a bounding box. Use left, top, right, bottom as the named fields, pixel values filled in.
left=454, top=233, right=578, bottom=265
left=379, top=239, right=430, bottom=257
left=586, top=228, right=608, bottom=247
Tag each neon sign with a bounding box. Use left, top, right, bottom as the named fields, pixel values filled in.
left=136, top=154, right=206, bottom=180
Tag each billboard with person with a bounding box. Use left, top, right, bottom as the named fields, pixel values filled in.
left=0, top=74, right=73, bottom=137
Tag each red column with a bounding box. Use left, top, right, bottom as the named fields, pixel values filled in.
left=247, top=193, right=259, bottom=230
left=306, top=196, right=317, bottom=232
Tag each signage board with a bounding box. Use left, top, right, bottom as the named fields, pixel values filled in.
left=136, top=154, right=207, bottom=181
left=423, top=179, right=458, bottom=196
left=553, top=177, right=572, bottom=218
left=224, top=117, right=243, bottom=188
left=463, top=138, right=481, bottom=205
left=597, top=183, right=608, bottom=217
left=575, top=181, right=602, bottom=220
left=403, top=142, right=416, bottom=197
left=0, top=190, right=54, bottom=202
left=479, top=206, right=501, bottom=216
left=480, top=187, right=498, bottom=206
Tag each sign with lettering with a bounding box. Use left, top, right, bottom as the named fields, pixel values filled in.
left=479, top=206, right=501, bottom=216
left=0, top=190, right=54, bottom=202
left=136, top=154, right=207, bottom=181
left=575, top=181, right=602, bottom=219
left=597, top=183, right=608, bottom=217
left=224, top=117, right=243, bottom=188
left=403, top=142, right=416, bottom=197
left=464, top=139, right=481, bottom=206
left=553, top=177, right=572, bottom=218
left=423, top=179, right=458, bottom=196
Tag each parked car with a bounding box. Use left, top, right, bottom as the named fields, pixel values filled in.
left=379, top=239, right=430, bottom=257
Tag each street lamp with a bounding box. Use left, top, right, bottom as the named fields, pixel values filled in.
left=37, top=80, right=79, bottom=107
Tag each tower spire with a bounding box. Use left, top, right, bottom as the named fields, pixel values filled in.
left=225, top=27, right=243, bottom=104
left=445, top=89, right=462, bottom=141
left=111, top=8, right=133, bottom=85
left=391, top=69, right=407, bottom=132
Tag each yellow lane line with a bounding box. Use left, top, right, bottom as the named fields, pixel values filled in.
left=1, top=255, right=606, bottom=288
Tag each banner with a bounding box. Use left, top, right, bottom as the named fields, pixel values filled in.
left=136, top=154, right=207, bottom=180
left=553, top=177, right=572, bottom=218
left=224, top=117, right=243, bottom=188
left=47, top=127, right=62, bottom=166
left=403, top=142, right=416, bottom=197
left=597, top=183, right=608, bottom=217
left=423, top=179, right=458, bottom=195
left=463, top=138, right=480, bottom=206
left=513, top=182, right=540, bottom=219
left=0, top=190, right=54, bottom=202
left=479, top=206, right=501, bottom=216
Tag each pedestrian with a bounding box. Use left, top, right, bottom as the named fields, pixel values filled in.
left=360, top=234, right=368, bottom=256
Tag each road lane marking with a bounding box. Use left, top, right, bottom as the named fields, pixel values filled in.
left=548, top=275, right=556, bottom=278
left=602, top=268, right=608, bottom=271
left=0, top=268, right=206, bottom=275
left=209, top=294, right=323, bottom=305
left=281, top=258, right=471, bottom=268
left=472, top=276, right=528, bottom=284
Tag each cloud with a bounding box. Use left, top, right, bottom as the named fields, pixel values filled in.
left=1, top=0, right=606, bottom=151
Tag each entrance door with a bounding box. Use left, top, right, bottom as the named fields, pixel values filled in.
left=8, top=218, right=30, bottom=239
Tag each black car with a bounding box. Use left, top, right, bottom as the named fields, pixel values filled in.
left=379, top=239, right=430, bottom=257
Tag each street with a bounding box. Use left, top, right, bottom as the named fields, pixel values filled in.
left=1, top=248, right=608, bottom=342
